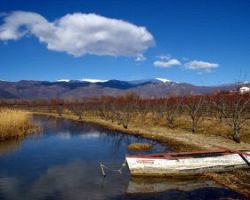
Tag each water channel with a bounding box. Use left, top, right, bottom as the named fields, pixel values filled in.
left=0, top=116, right=246, bottom=200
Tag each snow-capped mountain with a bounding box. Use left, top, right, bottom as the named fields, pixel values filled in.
left=0, top=78, right=248, bottom=99
left=56, top=79, right=71, bottom=82
left=155, top=78, right=171, bottom=83
left=80, top=79, right=108, bottom=83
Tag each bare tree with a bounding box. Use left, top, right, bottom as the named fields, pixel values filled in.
left=68, top=101, right=85, bottom=120
left=138, top=99, right=150, bottom=126
left=184, top=96, right=205, bottom=133
left=164, top=96, right=183, bottom=128
left=119, top=92, right=139, bottom=129
left=50, top=99, right=64, bottom=116
left=220, top=93, right=250, bottom=143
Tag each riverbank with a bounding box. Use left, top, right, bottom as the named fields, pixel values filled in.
left=0, top=109, right=38, bottom=141
left=31, top=111, right=250, bottom=151
left=31, top=111, right=250, bottom=197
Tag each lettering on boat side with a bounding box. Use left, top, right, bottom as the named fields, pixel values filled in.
left=136, top=159, right=155, bottom=164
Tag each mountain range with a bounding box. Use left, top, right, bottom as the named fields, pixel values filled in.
left=0, top=78, right=248, bottom=99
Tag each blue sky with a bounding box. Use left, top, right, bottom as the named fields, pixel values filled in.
left=0, top=0, right=249, bottom=85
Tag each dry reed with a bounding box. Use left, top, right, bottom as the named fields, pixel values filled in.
left=0, top=109, right=37, bottom=141
left=127, top=143, right=152, bottom=151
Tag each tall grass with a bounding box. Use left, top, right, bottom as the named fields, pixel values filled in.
left=0, top=109, right=36, bottom=141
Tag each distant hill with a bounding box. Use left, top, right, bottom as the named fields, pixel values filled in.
left=0, top=79, right=249, bottom=99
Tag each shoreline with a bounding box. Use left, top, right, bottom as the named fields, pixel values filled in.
left=31, top=111, right=250, bottom=197
left=31, top=112, right=250, bottom=151
left=32, top=112, right=203, bottom=151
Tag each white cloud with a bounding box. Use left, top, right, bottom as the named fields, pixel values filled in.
left=153, top=59, right=181, bottom=68
left=135, top=54, right=146, bottom=62
left=185, top=60, right=219, bottom=71
left=156, top=54, right=171, bottom=60
left=0, top=11, right=154, bottom=57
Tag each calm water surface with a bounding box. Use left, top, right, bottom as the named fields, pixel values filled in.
left=0, top=116, right=246, bottom=200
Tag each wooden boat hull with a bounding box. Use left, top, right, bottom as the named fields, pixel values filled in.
left=126, top=151, right=250, bottom=176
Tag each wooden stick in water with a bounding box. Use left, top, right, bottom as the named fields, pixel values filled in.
left=100, top=163, right=106, bottom=177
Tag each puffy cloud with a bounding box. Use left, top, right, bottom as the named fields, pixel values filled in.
left=185, top=60, right=219, bottom=70
left=153, top=58, right=181, bottom=68
left=154, top=54, right=219, bottom=72
left=0, top=11, right=154, bottom=57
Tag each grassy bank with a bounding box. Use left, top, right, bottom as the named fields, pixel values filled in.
left=0, top=109, right=37, bottom=141
left=32, top=111, right=250, bottom=151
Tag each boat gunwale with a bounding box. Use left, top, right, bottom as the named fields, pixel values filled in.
left=126, top=149, right=250, bottom=160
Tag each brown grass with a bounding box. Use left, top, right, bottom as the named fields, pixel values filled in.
left=127, top=143, right=152, bottom=151
left=0, top=109, right=37, bottom=141
left=205, top=169, right=250, bottom=197
left=129, top=112, right=250, bottom=144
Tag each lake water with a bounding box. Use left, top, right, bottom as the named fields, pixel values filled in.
left=0, top=116, right=246, bottom=200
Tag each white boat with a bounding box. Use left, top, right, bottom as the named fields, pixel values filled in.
left=126, top=149, right=250, bottom=176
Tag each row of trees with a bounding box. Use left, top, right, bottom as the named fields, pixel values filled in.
left=1, top=92, right=249, bottom=143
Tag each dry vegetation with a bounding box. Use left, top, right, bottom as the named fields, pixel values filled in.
left=14, top=92, right=248, bottom=143
left=1, top=92, right=249, bottom=143
left=127, top=143, right=152, bottom=151
left=206, top=170, right=250, bottom=197
left=0, top=109, right=37, bottom=141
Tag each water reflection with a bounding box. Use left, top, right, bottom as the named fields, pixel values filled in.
left=0, top=161, right=125, bottom=200
left=127, top=177, right=222, bottom=194
left=0, top=162, right=245, bottom=200
left=0, top=116, right=247, bottom=200
left=0, top=139, right=23, bottom=155
left=34, top=116, right=169, bottom=156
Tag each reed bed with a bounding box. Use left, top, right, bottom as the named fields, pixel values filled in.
left=127, top=143, right=152, bottom=151
left=0, top=109, right=37, bottom=141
